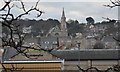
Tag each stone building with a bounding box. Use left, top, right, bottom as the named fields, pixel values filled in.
left=39, top=8, right=70, bottom=49
left=39, top=8, right=119, bottom=49
left=49, top=8, right=68, bottom=37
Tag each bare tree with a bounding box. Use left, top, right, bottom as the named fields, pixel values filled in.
left=103, top=0, right=120, bottom=46
left=0, top=0, right=61, bottom=71
left=0, top=0, right=62, bottom=71
left=104, top=0, right=120, bottom=8
left=103, top=0, right=120, bottom=21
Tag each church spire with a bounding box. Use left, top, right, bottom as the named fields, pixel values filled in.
left=62, top=8, right=65, bottom=17
left=60, top=8, right=68, bottom=37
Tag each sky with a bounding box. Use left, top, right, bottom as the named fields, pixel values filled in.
left=0, top=0, right=118, bottom=23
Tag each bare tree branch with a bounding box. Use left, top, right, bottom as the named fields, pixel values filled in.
left=102, top=17, right=117, bottom=22
left=104, top=0, right=120, bottom=8
left=0, top=0, right=11, bottom=11
left=20, top=0, right=26, bottom=12
left=0, top=0, right=47, bottom=60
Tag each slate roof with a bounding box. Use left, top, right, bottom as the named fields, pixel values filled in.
left=2, top=47, right=120, bottom=61
left=102, top=36, right=116, bottom=42
left=2, top=47, right=18, bottom=60
left=51, top=49, right=120, bottom=60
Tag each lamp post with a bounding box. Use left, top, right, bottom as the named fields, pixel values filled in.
left=77, top=42, right=81, bottom=66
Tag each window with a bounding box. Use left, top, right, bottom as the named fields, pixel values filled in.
left=53, top=41, right=57, bottom=44
left=45, top=41, right=49, bottom=44
left=45, top=41, right=47, bottom=44
left=67, top=40, right=71, bottom=42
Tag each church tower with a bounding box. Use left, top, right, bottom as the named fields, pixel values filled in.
left=60, top=8, right=68, bottom=37
left=48, top=8, right=68, bottom=37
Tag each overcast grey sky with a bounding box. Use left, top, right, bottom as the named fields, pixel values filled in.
left=0, top=0, right=118, bottom=23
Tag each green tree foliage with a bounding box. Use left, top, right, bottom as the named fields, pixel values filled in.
left=67, top=19, right=85, bottom=37
left=2, top=19, right=60, bottom=37
left=86, top=17, right=95, bottom=24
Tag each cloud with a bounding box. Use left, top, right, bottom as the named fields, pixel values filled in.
left=7, top=0, right=110, bottom=2
left=38, top=0, right=110, bottom=2
left=0, top=1, right=118, bottom=23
